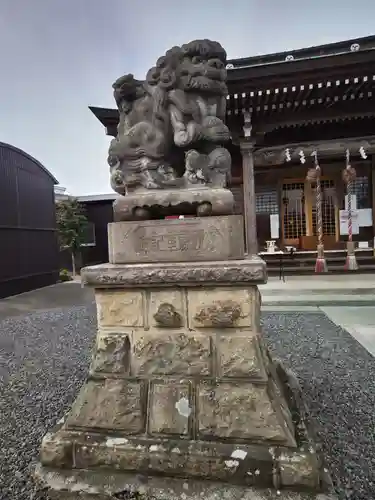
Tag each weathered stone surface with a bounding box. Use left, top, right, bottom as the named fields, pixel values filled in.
left=90, top=334, right=130, bottom=375
left=149, top=289, right=185, bottom=328
left=40, top=432, right=73, bottom=467
left=64, top=380, right=144, bottom=433
left=145, top=442, right=244, bottom=481
left=148, top=383, right=191, bottom=435
left=108, top=216, right=244, bottom=264
left=198, top=382, right=293, bottom=444
left=133, top=331, right=211, bottom=375
left=189, top=288, right=254, bottom=328
left=35, top=311, right=334, bottom=497
left=194, top=300, right=242, bottom=327
left=35, top=464, right=338, bottom=499
left=153, top=303, right=182, bottom=327
left=113, top=188, right=235, bottom=222
left=74, top=437, right=148, bottom=472
left=96, top=289, right=144, bottom=327
left=81, top=257, right=267, bottom=288
left=217, top=335, right=266, bottom=379
left=278, top=451, right=320, bottom=489
left=39, top=433, right=277, bottom=485
left=253, top=287, right=261, bottom=331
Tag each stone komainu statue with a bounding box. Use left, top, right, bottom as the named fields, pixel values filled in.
left=108, top=40, right=232, bottom=200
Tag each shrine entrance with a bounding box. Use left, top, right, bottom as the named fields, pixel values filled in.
left=282, top=178, right=338, bottom=249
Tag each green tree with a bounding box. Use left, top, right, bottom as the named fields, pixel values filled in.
left=56, top=198, right=88, bottom=277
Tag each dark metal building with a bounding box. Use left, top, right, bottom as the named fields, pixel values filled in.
left=0, top=142, right=59, bottom=298
left=59, top=194, right=116, bottom=270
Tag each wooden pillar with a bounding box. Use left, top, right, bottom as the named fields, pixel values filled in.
left=240, top=140, right=257, bottom=256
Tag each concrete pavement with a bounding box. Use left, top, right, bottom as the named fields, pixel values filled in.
left=0, top=282, right=94, bottom=320
left=260, top=273, right=375, bottom=358
left=260, top=273, right=375, bottom=307
left=320, top=306, right=375, bottom=357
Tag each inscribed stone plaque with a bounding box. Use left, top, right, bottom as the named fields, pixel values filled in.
left=108, top=216, right=245, bottom=264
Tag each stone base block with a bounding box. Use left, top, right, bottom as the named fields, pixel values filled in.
left=34, top=465, right=337, bottom=500
left=37, top=364, right=334, bottom=496
left=108, top=216, right=245, bottom=264
left=38, top=429, right=318, bottom=490
left=36, top=258, right=333, bottom=498
left=113, top=186, right=234, bottom=221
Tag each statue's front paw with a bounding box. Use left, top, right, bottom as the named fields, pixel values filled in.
left=201, top=118, right=230, bottom=141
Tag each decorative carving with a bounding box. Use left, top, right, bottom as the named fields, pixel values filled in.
left=153, top=303, right=183, bottom=328
left=107, top=40, right=233, bottom=219
left=183, top=148, right=231, bottom=188
left=194, top=300, right=242, bottom=327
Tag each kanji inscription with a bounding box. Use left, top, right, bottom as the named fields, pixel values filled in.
left=108, top=216, right=245, bottom=264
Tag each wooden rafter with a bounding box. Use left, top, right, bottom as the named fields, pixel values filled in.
left=227, top=77, right=375, bottom=115
left=256, top=100, right=375, bottom=132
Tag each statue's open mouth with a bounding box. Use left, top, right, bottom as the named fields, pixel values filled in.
left=180, top=75, right=227, bottom=94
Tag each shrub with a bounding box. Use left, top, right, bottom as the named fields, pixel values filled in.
left=59, top=269, right=72, bottom=282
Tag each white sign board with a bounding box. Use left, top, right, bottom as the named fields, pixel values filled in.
left=339, top=210, right=359, bottom=235
left=357, top=208, right=373, bottom=227
left=358, top=241, right=369, bottom=249
left=270, top=214, right=279, bottom=239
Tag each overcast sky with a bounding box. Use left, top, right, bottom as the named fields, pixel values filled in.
left=0, top=0, right=374, bottom=194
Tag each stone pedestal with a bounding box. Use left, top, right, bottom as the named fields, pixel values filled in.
left=113, top=187, right=234, bottom=221
left=35, top=216, right=336, bottom=499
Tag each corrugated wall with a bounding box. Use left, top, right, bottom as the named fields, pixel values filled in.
left=0, top=143, right=59, bottom=298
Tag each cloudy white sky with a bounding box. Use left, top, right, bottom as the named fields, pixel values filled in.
left=0, top=0, right=374, bottom=194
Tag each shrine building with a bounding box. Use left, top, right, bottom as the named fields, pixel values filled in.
left=90, top=35, right=375, bottom=270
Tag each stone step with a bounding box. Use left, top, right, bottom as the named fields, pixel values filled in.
left=261, top=294, right=375, bottom=307
left=267, top=264, right=375, bottom=275
left=259, top=288, right=375, bottom=296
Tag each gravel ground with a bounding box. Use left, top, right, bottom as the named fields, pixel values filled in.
left=262, top=313, right=375, bottom=500
left=0, top=305, right=96, bottom=500
left=0, top=306, right=374, bottom=500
